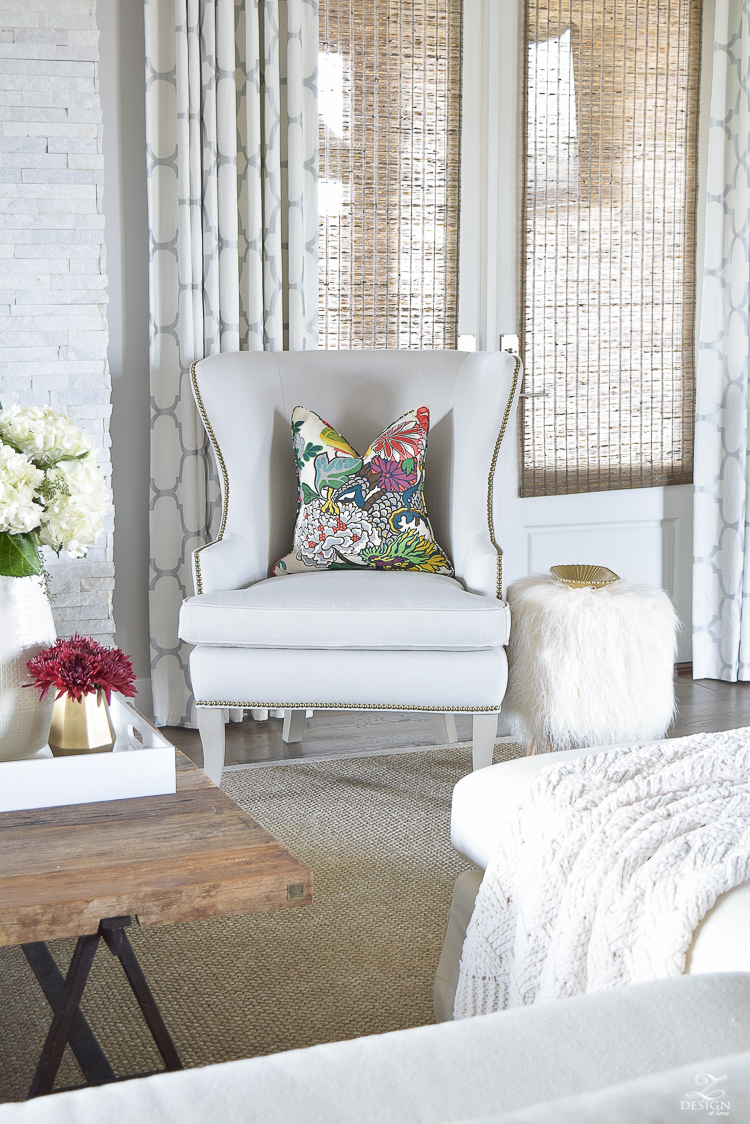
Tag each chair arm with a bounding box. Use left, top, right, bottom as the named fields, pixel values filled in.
left=191, top=533, right=261, bottom=596
left=457, top=534, right=503, bottom=600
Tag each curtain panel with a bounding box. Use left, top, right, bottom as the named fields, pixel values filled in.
left=693, top=0, right=750, bottom=681
left=144, top=0, right=318, bottom=726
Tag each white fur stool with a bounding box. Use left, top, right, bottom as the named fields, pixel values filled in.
left=503, top=574, right=678, bottom=753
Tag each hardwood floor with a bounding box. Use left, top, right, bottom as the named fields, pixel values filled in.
left=671, top=674, right=750, bottom=737
left=164, top=673, right=750, bottom=772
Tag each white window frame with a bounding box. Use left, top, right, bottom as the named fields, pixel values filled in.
left=458, top=0, right=519, bottom=350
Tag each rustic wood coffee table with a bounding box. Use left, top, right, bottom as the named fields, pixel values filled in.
left=0, top=750, right=312, bottom=1098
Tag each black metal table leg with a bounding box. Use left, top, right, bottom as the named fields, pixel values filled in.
left=27, top=932, right=101, bottom=1098
left=25, top=915, right=182, bottom=1098
left=22, top=942, right=115, bottom=1086
left=100, top=917, right=182, bottom=1073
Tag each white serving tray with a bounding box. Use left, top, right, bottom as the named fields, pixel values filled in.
left=0, top=693, right=177, bottom=813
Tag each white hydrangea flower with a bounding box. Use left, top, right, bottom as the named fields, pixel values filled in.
left=0, top=405, right=94, bottom=467
left=0, top=444, right=43, bottom=535
left=39, top=458, right=109, bottom=558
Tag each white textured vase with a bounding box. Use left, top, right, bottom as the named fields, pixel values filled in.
left=0, top=575, right=56, bottom=761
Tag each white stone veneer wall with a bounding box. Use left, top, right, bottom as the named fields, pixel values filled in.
left=0, top=0, right=114, bottom=645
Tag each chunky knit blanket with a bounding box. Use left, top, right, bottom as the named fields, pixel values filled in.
left=454, top=728, right=750, bottom=1019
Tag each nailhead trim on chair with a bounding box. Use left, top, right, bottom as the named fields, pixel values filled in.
left=194, top=701, right=503, bottom=712
left=192, top=538, right=213, bottom=597
left=190, top=352, right=522, bottom=600
left=191, top=359, right=230, bottom=596
left=488, top=353, right=521, bottom=600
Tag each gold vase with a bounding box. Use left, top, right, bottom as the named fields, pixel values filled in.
left=49, top=689, right=115, bottom=756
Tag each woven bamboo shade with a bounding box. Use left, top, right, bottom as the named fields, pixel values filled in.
left=520, top=0, right=701, bottom=496
left=318, top=0, right=462, bottom=349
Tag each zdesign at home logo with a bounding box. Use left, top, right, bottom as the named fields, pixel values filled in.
left=681, top=1072, right=729, bottom=1116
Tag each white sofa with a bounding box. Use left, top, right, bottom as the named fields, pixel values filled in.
left=1, top=973, right=747, bottom=1123
left=434, top=745, right=750, bottom=1022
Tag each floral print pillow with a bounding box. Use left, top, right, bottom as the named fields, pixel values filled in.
left=273, top=406, right=454, bottom=576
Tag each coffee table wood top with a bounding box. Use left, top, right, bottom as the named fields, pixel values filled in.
left=0, top=751, right=312, bottom=946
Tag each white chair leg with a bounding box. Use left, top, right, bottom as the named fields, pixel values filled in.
left=472, top=713, right=498, bottom=771
left=431, top=713, right=458, bottom=744
left=251, top=708, right=269, bottom=721
left=282, top=708, right=307, bottom=744
left=197, top=707, right=226, bottom=786
left=228, top=708, right=244, bottom=723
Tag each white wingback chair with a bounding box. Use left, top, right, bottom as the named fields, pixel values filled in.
left=177, top=349, right=522, bottom=784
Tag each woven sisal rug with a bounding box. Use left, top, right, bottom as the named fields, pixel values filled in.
left=0, top=742, right=523, bottom=1102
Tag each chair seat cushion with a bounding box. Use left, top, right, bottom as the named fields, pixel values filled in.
left=179, top=570, right=510, bottom=650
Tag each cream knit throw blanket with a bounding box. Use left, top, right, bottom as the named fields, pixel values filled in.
left=454, top=728, right=750, bottom=1019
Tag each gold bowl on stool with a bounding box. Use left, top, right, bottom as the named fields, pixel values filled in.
left=550, top=564, right=620, bottom=588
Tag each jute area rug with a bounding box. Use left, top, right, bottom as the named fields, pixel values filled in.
left=0, top=741, right=523, bottom=1102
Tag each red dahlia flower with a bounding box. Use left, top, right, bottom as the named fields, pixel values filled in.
left=26, top=634, right=137, bottom=704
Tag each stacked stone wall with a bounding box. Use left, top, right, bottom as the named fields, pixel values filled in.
left=0, top=0, right=113, bottom=643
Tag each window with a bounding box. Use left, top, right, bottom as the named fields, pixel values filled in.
left=521, top=0, right=701, bottom=496
left=318, top=0, right=462, bottom=349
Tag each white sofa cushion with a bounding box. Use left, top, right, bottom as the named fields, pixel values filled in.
left=1, top=974, right=747, bottom=1124
left=475, top=1051, right=749, bottom=1123
left=179, top=571, right=510, bottom=650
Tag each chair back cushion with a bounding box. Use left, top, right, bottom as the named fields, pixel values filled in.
left=191, top=350, right=520, bottom=590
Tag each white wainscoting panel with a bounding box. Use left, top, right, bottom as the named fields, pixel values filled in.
left=528, top=521, right=671, bottom=596
left=525, top=516, right=689, bottom=661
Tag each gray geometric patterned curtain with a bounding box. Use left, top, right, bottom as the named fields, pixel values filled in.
left=693, top=0, right=750, bottom=681
left=144, top=0, right=318, bottom=726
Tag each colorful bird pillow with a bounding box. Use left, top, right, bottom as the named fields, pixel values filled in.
left=273, top=406, right=454, bottom=576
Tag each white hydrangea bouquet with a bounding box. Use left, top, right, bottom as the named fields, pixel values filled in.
left=0, top=404, right=109, bottom=579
